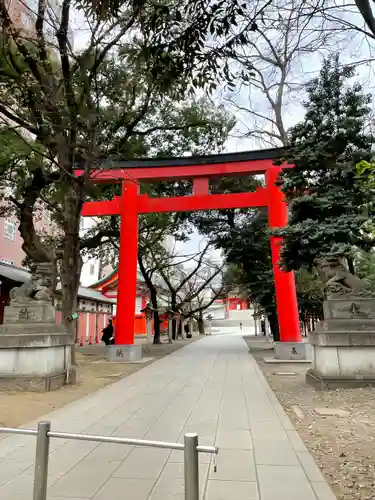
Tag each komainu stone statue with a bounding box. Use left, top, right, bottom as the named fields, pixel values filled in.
left=307, top=255, right=375, bottom=389
left=316, top=256, right=373, bottom=299
left=10, top=262, right=53, bottom=303
left=0, top=262, right=72, bottom=392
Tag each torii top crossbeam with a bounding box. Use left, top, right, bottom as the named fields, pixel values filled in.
left=76, top=147, right=287, bottom=183
left=79, top=148, right=290, bottom=216
left=79, top=147, right=302, bottom=348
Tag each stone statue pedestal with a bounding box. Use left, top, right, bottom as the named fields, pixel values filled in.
left=0, top=301, right=73, bottom=392
left=307, top=299, right=375, bottom=388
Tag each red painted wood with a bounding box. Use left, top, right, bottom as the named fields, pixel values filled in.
left=266, top=167, right=301, bottom=343
left=89, top=313, right=96, bottom=344
left=97, top=313, right=105, bottom=342
left=82, top=196, right=121, bottom=217
left=135, top=315, right=147, bottom=334
left=115, top=180, right=139, bottom=345
left=137, top=189, right=267, bottom=213
left=82, top=189, right=267, bottom=217
left=193, top=178, right=209, bottom=195
left=78, top=312, right=86, bottom=344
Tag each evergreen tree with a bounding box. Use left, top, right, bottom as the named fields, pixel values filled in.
left=278, top=54, right=374, bottom=272
left=355, top=250, right=375, bottom=291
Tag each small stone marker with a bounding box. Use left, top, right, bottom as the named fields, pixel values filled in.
left=116, top=348, right=124, bottom=358
left=18, top=308, right=29, bottom=320
left=291, top=405, right=305, bottom=420
left=314, top=408, right=350, bottom=417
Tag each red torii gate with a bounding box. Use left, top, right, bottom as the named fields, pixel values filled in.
left=78, top=148, right=302, bottom=347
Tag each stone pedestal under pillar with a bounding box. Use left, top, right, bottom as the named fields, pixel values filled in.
left=105, top=344, right=142, bottom=362
left=307, top=299, right=375, bottom=388
left=274, top=341, right=311, bottom=361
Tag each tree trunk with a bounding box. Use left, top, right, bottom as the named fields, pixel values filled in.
left=171, top=293, right=177, bottom=340
left=266, top=307, right=280, bottom=341
left=137, top=252, right=161, bottom=344
left=197, top=313, right=205, bottom=334
left=177, top=320, right=183, bottom=339
left=60, top=182, right=83, bottom=376
left=150, top=287, right=161, bottom=344
left=17, top=169, right=57, bottom=264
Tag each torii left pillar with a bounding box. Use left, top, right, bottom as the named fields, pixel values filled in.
left=106, top=179, right=143, bottom=362
left=266, top=167, right=308, bottom=360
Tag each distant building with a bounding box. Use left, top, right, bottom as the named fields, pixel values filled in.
left=5, top=0, right=74, bottom=46
left=0, top=205, right=54, bottom=268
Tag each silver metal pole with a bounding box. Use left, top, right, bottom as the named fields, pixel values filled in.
left=0, top=427, right=37, bottom=436
left=184, top=433, right=199, bottom=500
left=33, top=421, right=51, bottom=500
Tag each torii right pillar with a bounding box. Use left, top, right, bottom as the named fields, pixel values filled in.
left=266, top=167, right=309, bottom=360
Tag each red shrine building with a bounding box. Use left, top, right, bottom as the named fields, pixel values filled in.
left=90, top=269, right=171, bottom=337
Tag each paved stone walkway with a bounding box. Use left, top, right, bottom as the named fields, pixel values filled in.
left=0, top=334, right=337, bottom=500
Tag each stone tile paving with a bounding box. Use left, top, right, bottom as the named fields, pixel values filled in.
left=0, top=333, right=337, bottom=499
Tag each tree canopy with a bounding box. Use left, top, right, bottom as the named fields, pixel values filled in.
left=278, top=54, right=374, bottom=271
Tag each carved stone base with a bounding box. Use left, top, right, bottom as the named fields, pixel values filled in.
left=0, top=332, right=72, bottom=374
left=0, top=302, right=73, bottom=392
left=274, top=341, right=311, bottom=361
left=307, top=299, right=375, bottom=389
left=323, top=299, right=375, bottom=320
left=0, top=372, right=67, bottom=392
left=105, top=344, right=143, bottom=362
left=3, top=302, right=56, bottom=323
left=306, top=368, right=375, bottom=389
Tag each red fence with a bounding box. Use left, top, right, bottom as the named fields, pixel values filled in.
left=55, top=310, right=170, bottom=345
left=56, top=310, right=110, bottom=345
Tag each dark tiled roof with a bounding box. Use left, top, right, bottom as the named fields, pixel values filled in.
left=81, top=147, right=285, bottom=170
left=76, top=287, right=115, bottom=303
left=90, top=267, right=118, bottom=289
left=90, top=267, right=146, bottom=289
left=0, top=262, right=30, bottom=283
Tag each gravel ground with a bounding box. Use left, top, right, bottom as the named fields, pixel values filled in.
left=249, top=340, right=375, bottom=500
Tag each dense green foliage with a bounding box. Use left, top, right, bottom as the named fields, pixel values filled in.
left=278, top=54, right=374, bottom=271
left=355, top=250, right=375, bottom=291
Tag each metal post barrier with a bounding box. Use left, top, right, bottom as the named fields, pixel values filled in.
left=184, top=433, right=199, bottom=500
left=0, top=422, right=217, bottom=500
left=33, top=421, right=51, bottom=500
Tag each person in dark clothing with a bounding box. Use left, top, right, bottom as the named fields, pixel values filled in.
left=261, top=319, right=266, bottom=335
left=101, top=319, right=114, bottom=345
left=184, top=323, right=192, bottom=339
